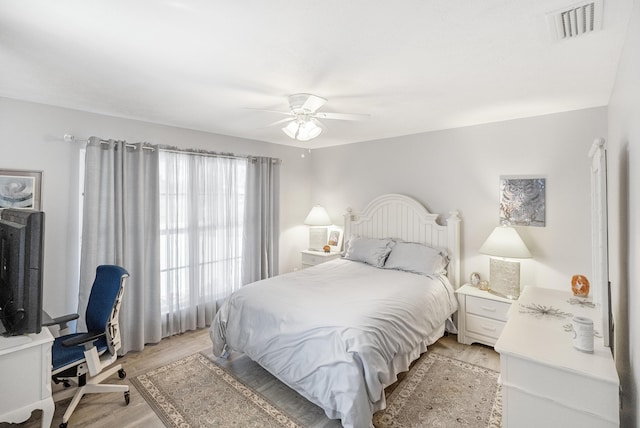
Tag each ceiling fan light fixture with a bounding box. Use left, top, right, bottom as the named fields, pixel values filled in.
left=282, top=120, right=299, bottom=139
left=297, top=119, right=322, bottom=141
left=282, top=117, right=322, bottom=142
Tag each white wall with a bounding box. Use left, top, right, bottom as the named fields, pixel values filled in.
left=608, top=0, right=640, bottom=425
left=0, top=97, right=312, bottom=319
left=310, top=108, right=607, bottom=291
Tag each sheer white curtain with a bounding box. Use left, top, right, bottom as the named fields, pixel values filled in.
left=78, top=138, right=161, bottom=354
left=158, top=151, right=247, bottom=336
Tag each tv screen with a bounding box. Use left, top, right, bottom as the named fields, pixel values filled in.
left=0, top=209, right=44, bottom=336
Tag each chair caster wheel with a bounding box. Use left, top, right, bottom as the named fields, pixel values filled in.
left=60, top=422, right=68, bottom=428
left=118, top=368, right=126, bottom=379
left=63, top=381, right=71, bottom=388
left=124, top=390, right=130, bottom=405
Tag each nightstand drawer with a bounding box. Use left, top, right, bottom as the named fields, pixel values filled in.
left=466, top=295, right=510, bottom=322
left=302, top=253, right=325, bottom=265
left=466, top=313, right=506, bottom=340
left=300, top=251, right=341, bottom=268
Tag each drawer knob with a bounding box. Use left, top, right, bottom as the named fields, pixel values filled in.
left=482, top=325, right=497, bottom=332
left=481, top=306, right=497, bottom=312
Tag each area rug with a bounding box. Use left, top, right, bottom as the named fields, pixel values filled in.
left=133, top=351, right=501, bottom=428
left=131, top=352, right=304, bottom=427
left=373, top=353, right=502, bottom=428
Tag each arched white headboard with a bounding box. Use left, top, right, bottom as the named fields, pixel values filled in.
left=344, top=194, right=461, bottom=288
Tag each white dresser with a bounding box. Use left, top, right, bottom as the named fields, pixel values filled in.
left=495, top=286, right=619, bottom=428
left=455, top=284, right=513, bottom=347
left=0, top=328, right=54, bottom=428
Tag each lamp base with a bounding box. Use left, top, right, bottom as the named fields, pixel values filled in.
left=488, top=258, right=521, bottom=300
left=308, top=227, right=327, bottom=251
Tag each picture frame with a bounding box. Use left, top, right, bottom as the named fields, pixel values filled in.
left=0, top=169, right=43, bottom=210
left=499, top=176, right=545, bottom=227
left=327, top=227, right=344, bottom=253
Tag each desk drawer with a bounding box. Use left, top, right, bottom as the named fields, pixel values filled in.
left=466, top=295, right=510, bottom=322
left=466, top=313, right=506, bottom=340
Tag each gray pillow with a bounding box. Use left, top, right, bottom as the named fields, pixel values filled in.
left=383, top=241, right=448, bottom=276
left=343, top=236, right=393, bottom=267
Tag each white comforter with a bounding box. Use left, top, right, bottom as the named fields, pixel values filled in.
left=210, top=258, right=457, bottom=428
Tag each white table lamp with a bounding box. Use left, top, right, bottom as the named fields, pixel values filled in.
left=479, top=225, right=532, bottom=299
left=304, top=205, right=332, bottom=251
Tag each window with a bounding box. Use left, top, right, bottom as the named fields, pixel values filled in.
left=158, top=151, right=247, bottom=335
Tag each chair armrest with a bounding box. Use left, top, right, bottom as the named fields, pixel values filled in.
left=42, top=313, right=79, bottom=327
left=62, top=330, right=106, bottom=348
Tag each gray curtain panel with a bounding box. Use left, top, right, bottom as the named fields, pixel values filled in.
left=242, top=157, right=280, bottom=284
left=78, top=138, right=161, bottom=354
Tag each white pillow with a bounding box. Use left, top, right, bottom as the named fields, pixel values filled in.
left=343, top=236, right=393, bottom=267
left=383, top=241, right=448, bottom=276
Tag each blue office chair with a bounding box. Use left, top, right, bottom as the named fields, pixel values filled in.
left=44, top=265, right=130, bottom=428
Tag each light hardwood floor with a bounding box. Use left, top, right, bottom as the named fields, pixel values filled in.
left=6, top=329, right=499, bottom=428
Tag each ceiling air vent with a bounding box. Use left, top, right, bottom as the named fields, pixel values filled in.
left=547, top=0, right=603, bottom=41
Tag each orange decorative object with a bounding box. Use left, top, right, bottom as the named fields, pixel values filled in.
left=323, top=245, right=331, bottom=253
left=571, top=274, right=590, bottom=298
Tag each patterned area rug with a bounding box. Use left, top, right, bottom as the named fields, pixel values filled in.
left=132, top=351, right=501, bottom=428
left=131, top=352, right=303, bottom=427
left=374, top=353, right=502, bottom=428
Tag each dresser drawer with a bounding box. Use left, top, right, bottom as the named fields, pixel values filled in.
left=466, top=313, right=506, bottom=340
left=466, top=295, right=510, bottom=322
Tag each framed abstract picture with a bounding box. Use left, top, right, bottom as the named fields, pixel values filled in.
left=499, top=176, right=545, bottom=227
left=0, top=169, right=43, bottom=210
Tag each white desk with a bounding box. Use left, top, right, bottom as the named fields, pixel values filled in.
left=0, top=328, right=54, bottom=428
left=495, top=286, right=619, bottom=428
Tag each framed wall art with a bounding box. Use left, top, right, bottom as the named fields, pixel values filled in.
left=0, top=169, right=43, bottom=210
left=499, top=176, right=545, bottom=227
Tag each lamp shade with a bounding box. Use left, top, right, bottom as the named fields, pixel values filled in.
left=304, top=205, right=332, bottom=226
left=478, top=226, right=532, bottom=259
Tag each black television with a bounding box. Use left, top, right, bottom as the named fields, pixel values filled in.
left=0, top=209, right=45, bottom=336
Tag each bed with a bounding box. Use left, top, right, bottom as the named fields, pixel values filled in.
left=210, top=194, right=461, bottom=428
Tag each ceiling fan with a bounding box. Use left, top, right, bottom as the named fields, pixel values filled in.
left=258, top=93, right=369, bottom=142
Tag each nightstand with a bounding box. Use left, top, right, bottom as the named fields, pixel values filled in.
left=300, top=250, right=341, bottom=268
left=455, top=283, right=514, bottom=347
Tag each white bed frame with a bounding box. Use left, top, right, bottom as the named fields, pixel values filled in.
left=344, top=193, right=461, bottom=288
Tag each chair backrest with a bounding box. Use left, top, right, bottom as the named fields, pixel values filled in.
left=85, top=265, right=129, bottom=355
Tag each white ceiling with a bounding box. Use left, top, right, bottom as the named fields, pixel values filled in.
left=0, top=1, right=633, bottom=148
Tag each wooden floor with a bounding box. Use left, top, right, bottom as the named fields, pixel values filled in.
left=7, top=329, right=499, bottom=428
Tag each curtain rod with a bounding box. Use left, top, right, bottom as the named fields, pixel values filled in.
left=63, top=134, right=282, bottom=164
left=63, top=134, right=146, bottom=151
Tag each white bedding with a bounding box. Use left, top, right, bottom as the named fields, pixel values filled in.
left=210, top=258, right=458, bottom=428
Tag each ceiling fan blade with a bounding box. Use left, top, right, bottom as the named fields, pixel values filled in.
left=267, top=117, right=295, bottom=127
left=244, top=107, right=293, bottom=116
left=314, top=111, right=370, bottom=121
left=301, top=94, right=327, bottom=113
